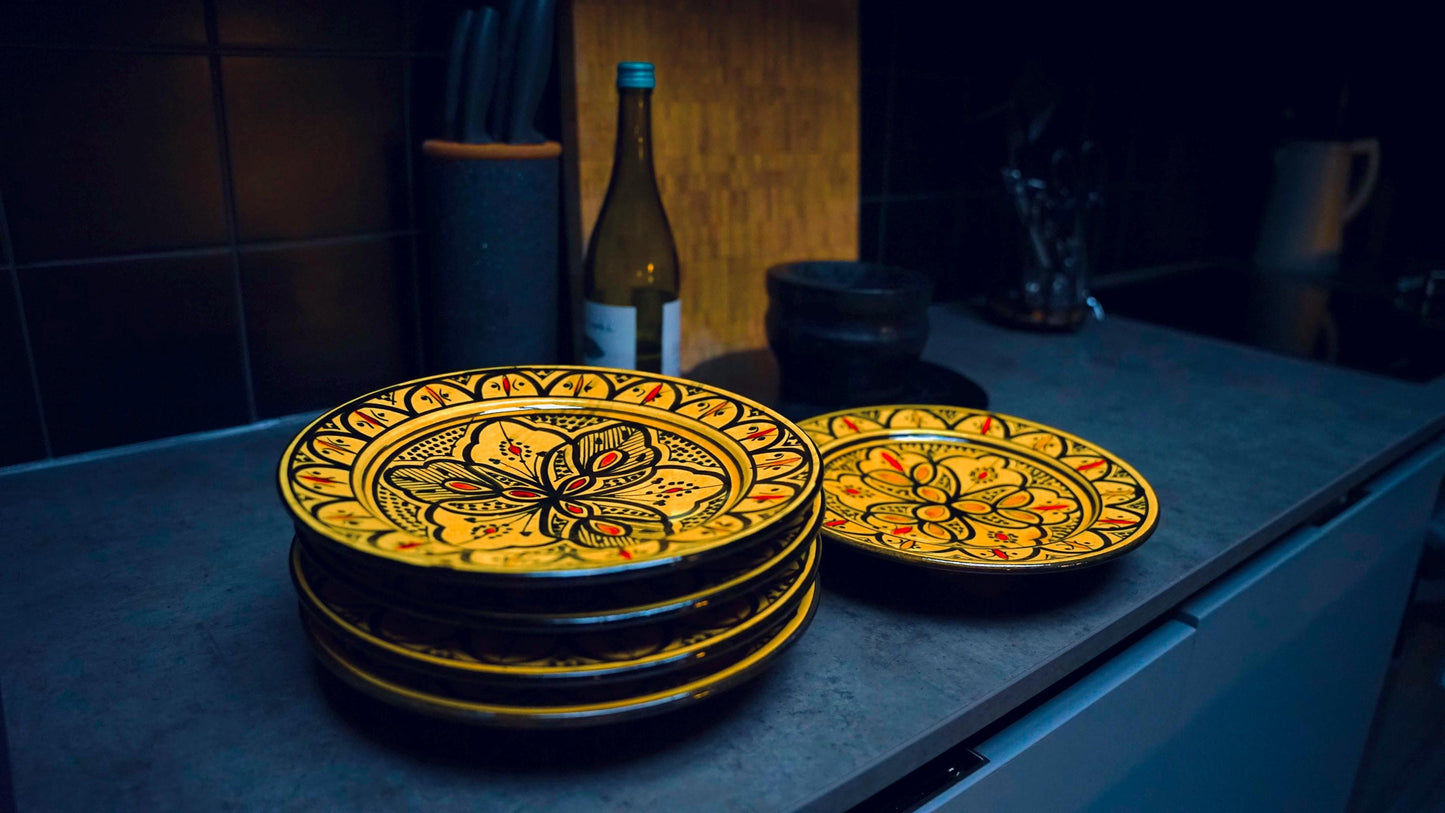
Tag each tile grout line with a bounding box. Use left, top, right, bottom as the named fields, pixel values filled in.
left=873, top=5, right=900, bottom=261
left=202, top=0, right=258, bottom=423
left=0, top=41, right=445, bottom=60
left=11, top=230, right=420, bottom=270
left=14, top=246, right=234, bottom=270
left=0, top=190, right=54, bottom=459
left=402, top=54, right=426, bottom=374
left=238, top=229, right=417, bottom=255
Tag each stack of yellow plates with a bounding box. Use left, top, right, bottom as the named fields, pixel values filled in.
left=277, top=366, right=823, bottom=727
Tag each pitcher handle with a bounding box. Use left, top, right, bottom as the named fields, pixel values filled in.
left=1343, top=138, right=1381, bottom=222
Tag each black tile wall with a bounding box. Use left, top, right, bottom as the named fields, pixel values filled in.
left=241, top=236, right=415, bottom=418
left=224, top=56, right=408, bottom=242
left=854, top=4, right=1418, bottom=305
left=408, top=0, right=472, bottom=55
left=0, top=51, right=228, bottom=262
left=0, top=0, right=531, bottom=466
left=858, top=70, right=890, bottom=198
left=18, top=254, right=250, bottom=456
left=215, top=0, right=404, bottom=50
left=0, top=0, right=206, bottom=48
left=0, top=267, right=46, bottom=466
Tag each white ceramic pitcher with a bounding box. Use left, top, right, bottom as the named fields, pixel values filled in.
left=1253, top=138, right=1380, bottom=274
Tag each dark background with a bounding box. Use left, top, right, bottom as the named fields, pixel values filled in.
left=1, top=3, right=1438, bottom=465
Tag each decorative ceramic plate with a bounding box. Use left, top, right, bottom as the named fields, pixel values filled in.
left=291, top=532, right=818, bottom=684
left=295, top=493, right=822, bottom=631
left=300, top=579, right=819, bottom=728
left=279, top=366, right=820, bottom=582
left=797, top=405, right=1158, bottom=572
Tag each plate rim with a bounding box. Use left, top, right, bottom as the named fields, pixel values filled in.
left=277, top=364, right=823, bottom=582
left=291, top=532, right=820, bottom=682
left=300, top=579, right=820, bottom=728
left=295, top=492, right=824, bottom=631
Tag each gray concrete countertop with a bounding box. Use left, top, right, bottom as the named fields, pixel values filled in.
left=4, top=306, right=1443, bottom=811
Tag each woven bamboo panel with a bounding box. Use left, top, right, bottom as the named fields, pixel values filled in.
left=562, top=0, right=859, bottom=369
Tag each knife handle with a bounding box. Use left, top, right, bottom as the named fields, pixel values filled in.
left=486, top=0, right=526, bottom=144
left=441, top=8, right=475, bottom=141
left=498, top=0, right=555, bottom=144
left=460, top=7, right=501, bottom=144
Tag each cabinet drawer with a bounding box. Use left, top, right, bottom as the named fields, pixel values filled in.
left=1175, top=441, right=1445, bottom=707
left=1155, top=440, right=1445, bottom=812
left=919, top=620, right=1195, bottom=813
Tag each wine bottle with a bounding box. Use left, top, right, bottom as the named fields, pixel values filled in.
left=582, top=61, right=681, bottom=376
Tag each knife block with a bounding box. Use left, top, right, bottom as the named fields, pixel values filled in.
left=421, top=140, right=563, bottom=373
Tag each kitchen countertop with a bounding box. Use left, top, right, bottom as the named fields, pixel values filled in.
left=4, top=304, right=1444, bottom=811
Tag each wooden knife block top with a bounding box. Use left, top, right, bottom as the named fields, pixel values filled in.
left=562, top=0, right=859, bottom=370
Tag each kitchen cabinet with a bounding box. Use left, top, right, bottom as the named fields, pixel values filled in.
left=921, top=440, right=1445, bottom=812
left=917, top=621, right=1195, bottom=812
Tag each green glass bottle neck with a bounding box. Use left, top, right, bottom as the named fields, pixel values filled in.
left=611, top=88, right=657, bottom=185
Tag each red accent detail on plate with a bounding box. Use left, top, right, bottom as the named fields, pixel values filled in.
left=506, top=489, right=539, bottom=499
left=597, top=523, right=623, bottom=535
left=1099, top=519, right=1137, bottom=525
left=565, top=504, right=584, bottom=515
left=993, top=548, right=1008, bottom=559
left=844, top=487, right=861, bottom=496
left=508, top=445, right=522, bottom=456
left=398, top=541, right=422, bottom=549
left=825, top=519, right=847, bottom=527
left=300, top=475, right=336, bottom=484
left=483, top=527, right=497, bottom=534
left=353, top=410, right=381, bottom=427
left=750, top=494, right=786, bottom=501
left=664, top=487, right=683, bottom=494
left=742, top=427, right=776, bottom=441
left=643, top=384, right=663, bottom=403
left=891, top=526, right=913, bottom=535
left=619, top=549, right=633, bottom=559
left=708, top=402, right=728, bottom=416
left=1077, top=460, right=1106, bottom=471
left=881, top=452, right=904, bottom=471
left=564, top=476, right=590, bottom=492
left=447, top=481, right=480, bottom=491
left=424, top=386, right=443, bottom=404
left=316, top=439, right=347, bottom=453
left=981, top=416, right=993, bottom=433
left=597, top=451, right=620, bottom=468
left=501, top=376, right=512, bottom=395
left=1034, top=504, right=1068, bottom=511
left=842, top=418, right=860, bottom=432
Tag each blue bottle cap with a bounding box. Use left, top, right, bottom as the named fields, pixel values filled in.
left=617, top=61, right=655, bottom=89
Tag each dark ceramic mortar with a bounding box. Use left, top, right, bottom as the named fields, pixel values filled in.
left=764, top=261, right=933, bottom=405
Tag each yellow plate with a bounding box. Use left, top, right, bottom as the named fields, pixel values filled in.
left=292, top=531, right=818, bottom=683
left=797, top=405, right=1159, bottom=573
left=296, top=493, right=822, bottom=631
left=278, top=366, right=820, bottom=582
left=300, top=580, right=820, bottom=728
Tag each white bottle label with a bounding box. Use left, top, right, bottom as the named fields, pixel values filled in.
left=582, top=298, right=682, bottom=375
left=583, top=300, right=637, bottom=369
left=661, top=299, right=681, bottom=377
